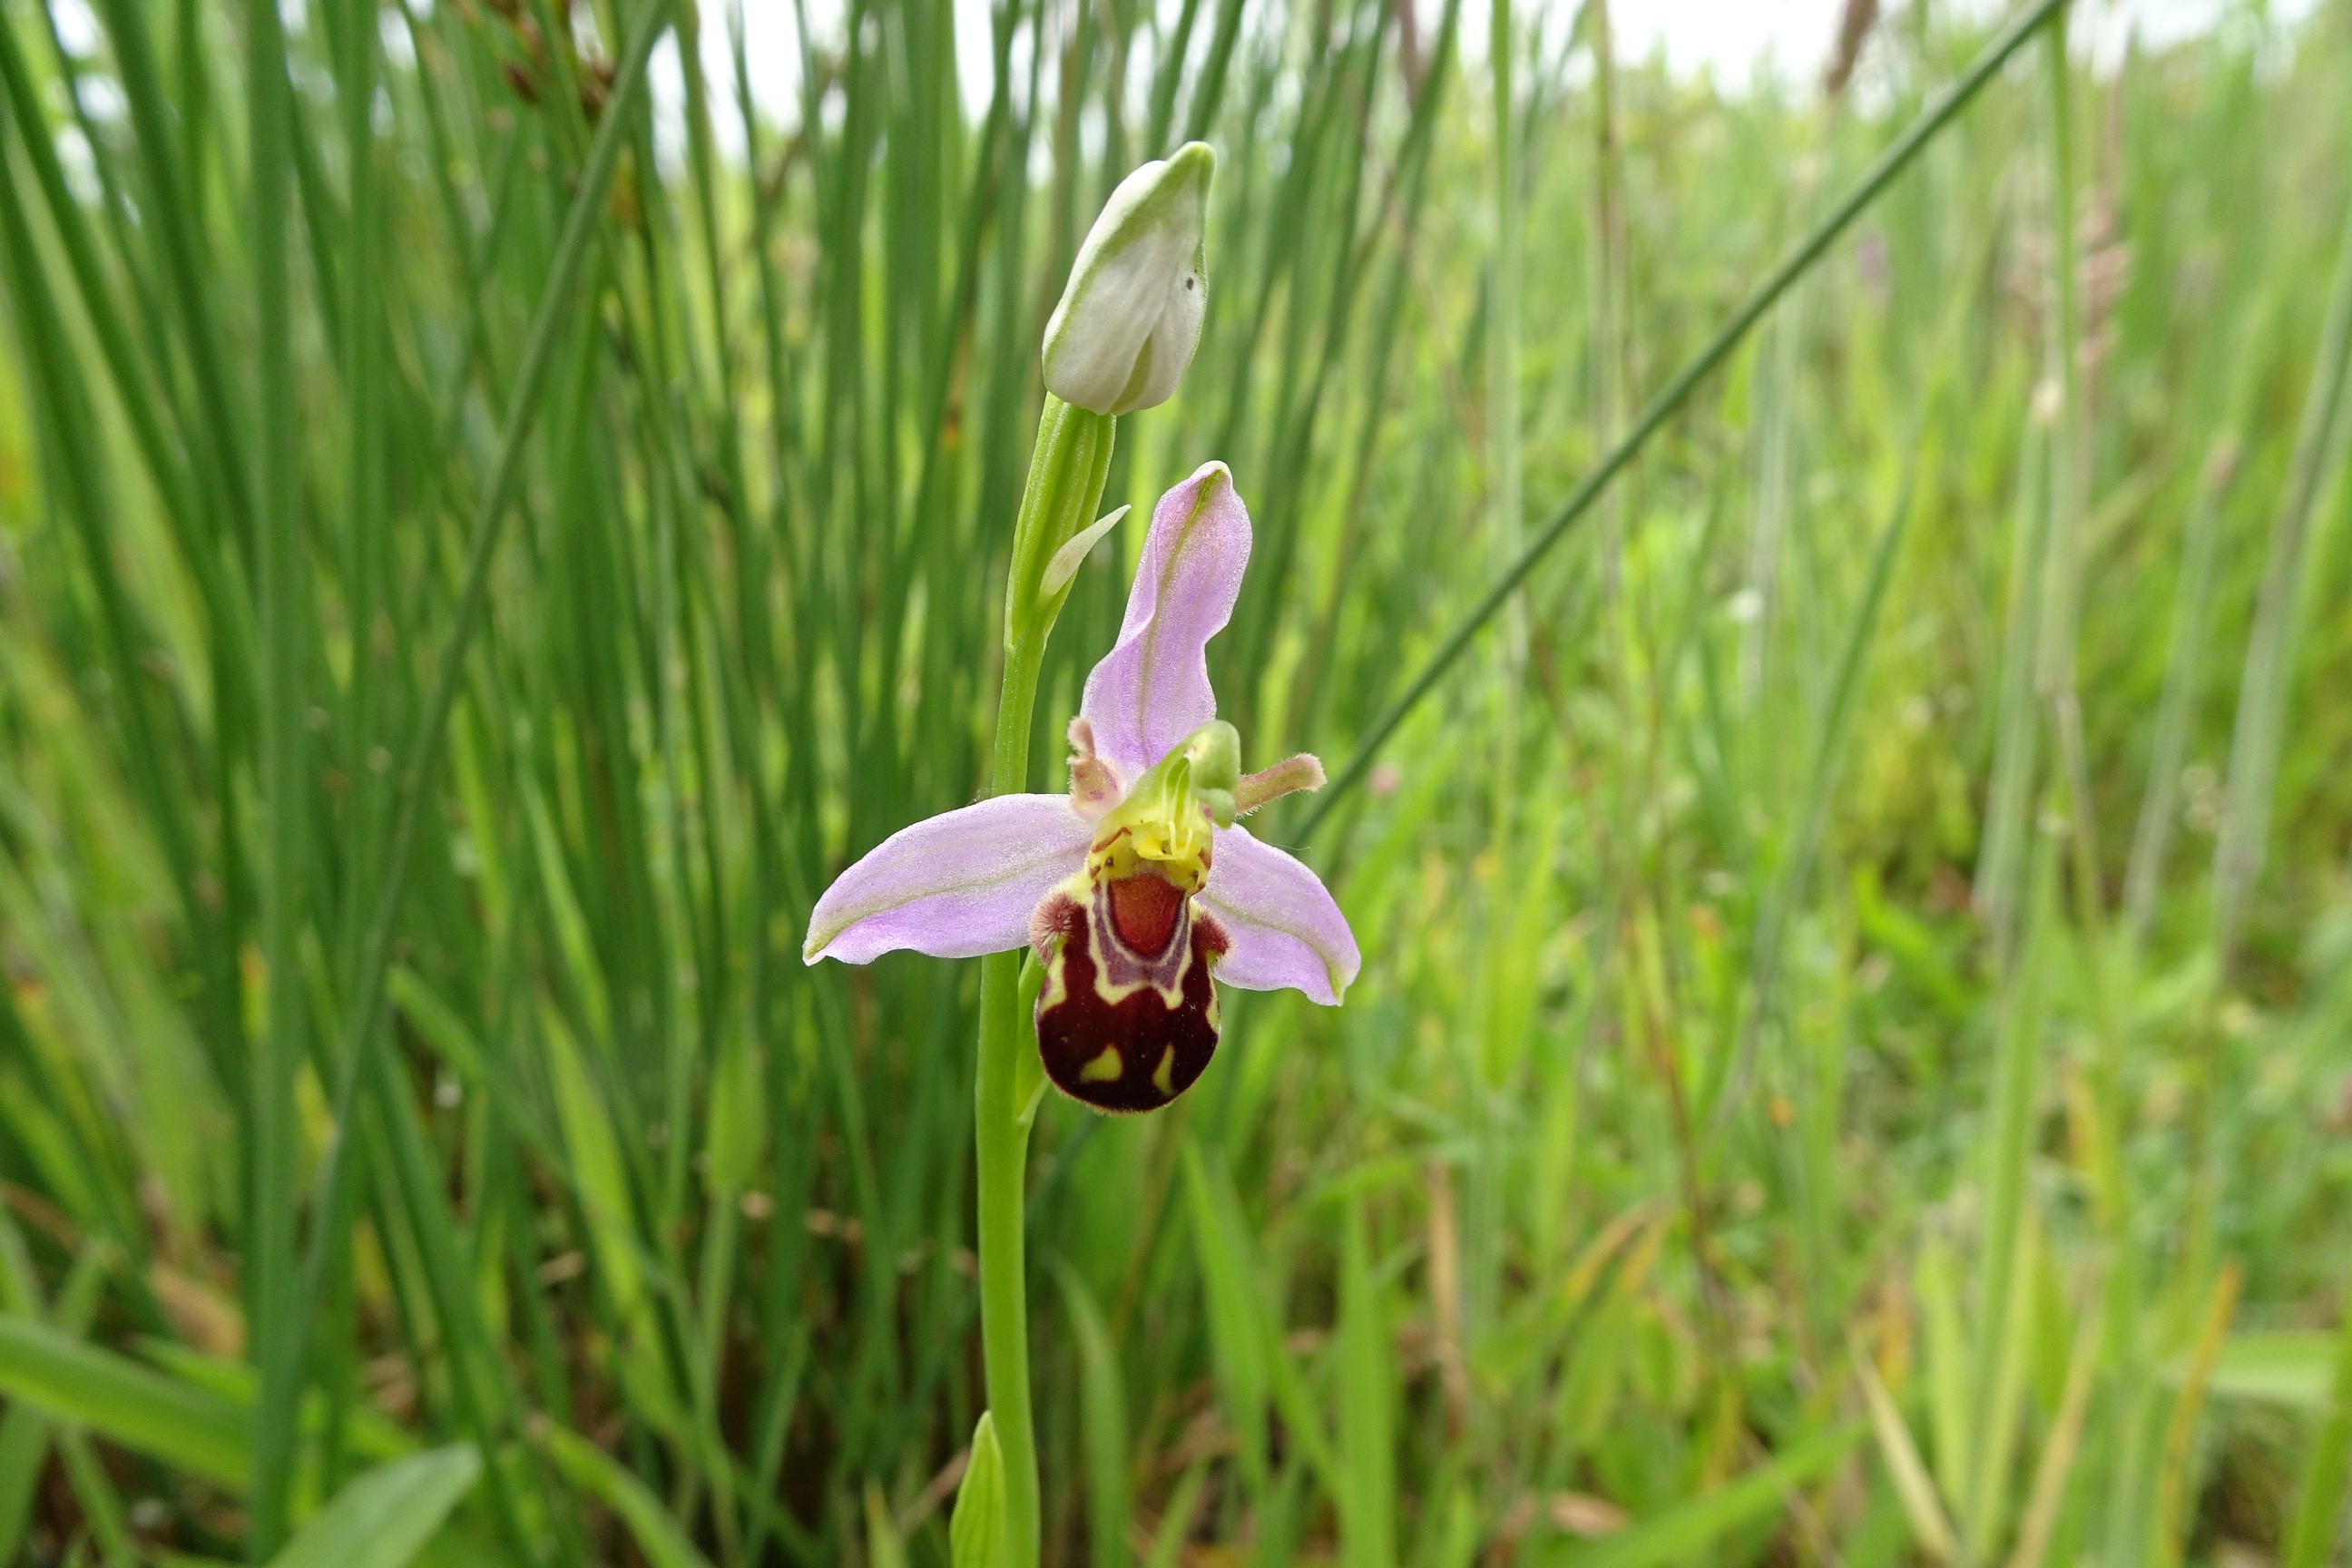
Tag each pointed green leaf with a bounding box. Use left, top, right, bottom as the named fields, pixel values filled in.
left=864, top=1482, right=908, bottom=1568
left=0, top=1317, right=247, bottom=1489
left=267, top=1446, right=482, bottom=1568
left=950, top=1413, right=1008, bottom=1568
left=539, top=1421, right=716, bottom=1568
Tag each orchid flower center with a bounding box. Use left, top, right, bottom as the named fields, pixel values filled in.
left=1026, top=722, right=1237, bottom=1112
left=1083, top=721, right=1237, bottom=899
left=1031, top=720, right=1332, bottom=1113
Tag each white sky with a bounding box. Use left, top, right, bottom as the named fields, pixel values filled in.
left=666, top=0, right=2319, bottom=151
left=46, top=0, right=2318, bottom=167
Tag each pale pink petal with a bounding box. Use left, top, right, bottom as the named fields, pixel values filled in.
left=1079, top=463, right=1250, bottom=779
left=1198, top=825, right=1358, bottom=1004
left=804, top=795, right=1092, bottom=964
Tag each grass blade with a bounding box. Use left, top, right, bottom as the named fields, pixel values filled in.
left=1299, top=0, right=2073, bottom=834
left=0, top=1316, right=249, bottom=1489
left=267, top=1447, right=483, bottom=1568
left=1051, top=1260, right=1132, bottom=1568
left=2210, top=185, right=2352, bottom=962
left=2280, top=1284, right=2352, bottom=1568
left=1538, top=1422, right=1864, bottom=1568
left=1856, top=1352, right=1956, bottom=1563
left=538, top=1420, right=717, bottom=1568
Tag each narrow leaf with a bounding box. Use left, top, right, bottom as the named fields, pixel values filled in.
left=1051, top=1265, right=1132, bottom=1568
left=0, top=1317, right=248, bottom=1489
left=267, top=1446, right=482, bottom=1568
left=950, top=1413, right=1009, bottom=1568
left=864, top=1482, right=908, bottom=1568
left=1855, top=1353, right=1955, bottom=1563
left=538, top=1421, right=716, bottom=1568
left=1540, top=1423, right=1864, bottom=1568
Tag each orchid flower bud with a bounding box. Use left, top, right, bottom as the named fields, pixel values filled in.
left=1042, top=142, right=1216, bottom=416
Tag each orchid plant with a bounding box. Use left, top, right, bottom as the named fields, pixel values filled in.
left=798, top=146, right=1358, bottom=1567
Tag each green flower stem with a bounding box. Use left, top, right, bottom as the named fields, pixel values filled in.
left=976, top=395, right=1115, bottom=1568
left=974, top=945, right=1038, bottom=1565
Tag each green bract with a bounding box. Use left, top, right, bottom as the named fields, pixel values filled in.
left=1001, top=397, right=1117, bottom=648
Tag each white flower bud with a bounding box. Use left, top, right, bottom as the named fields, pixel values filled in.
left=1042, top=142, right=1216, bottom=416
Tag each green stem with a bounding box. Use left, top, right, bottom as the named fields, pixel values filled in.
left=975, top=675, right=1044, bottom=1568
left=976, top=396, right=1115, bottom=1568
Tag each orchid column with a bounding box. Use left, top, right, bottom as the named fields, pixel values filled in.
left=980, top=144, right=1215, bottom=1568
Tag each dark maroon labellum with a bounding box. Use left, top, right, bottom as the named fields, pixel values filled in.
left=1032, top=875, right=1227, bottom=1113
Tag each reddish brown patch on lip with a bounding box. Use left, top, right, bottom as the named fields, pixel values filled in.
left=1034, top=894, right=1229, bottom=1113
left=1108, top=872, right=1181, bottom=956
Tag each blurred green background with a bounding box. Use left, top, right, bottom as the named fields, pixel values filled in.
left=2, top=0, right=2351, bottom=1561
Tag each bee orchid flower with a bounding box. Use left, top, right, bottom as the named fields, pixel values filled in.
left=804, top=463, right=1359, bottom=1112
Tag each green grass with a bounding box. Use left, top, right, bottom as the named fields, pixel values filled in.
left=1, top=0, right=2351, bottom=1563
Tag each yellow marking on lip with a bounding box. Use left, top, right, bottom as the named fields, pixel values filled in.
left=1152, top=1047, right=1175, bottom=1097
left=1037, top=933, right=1072, bottom=1012
left=1081, top=1047, right=1124, bottom=1083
